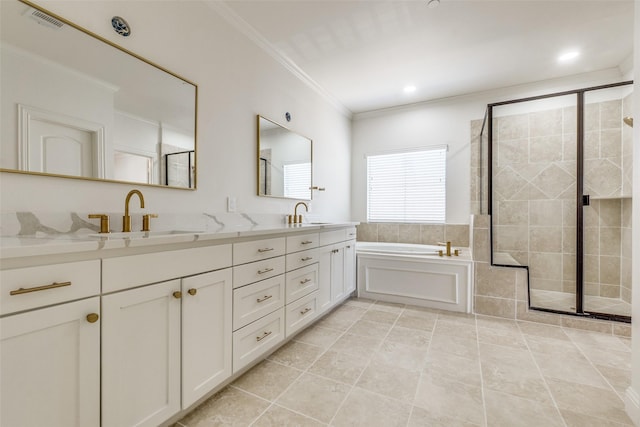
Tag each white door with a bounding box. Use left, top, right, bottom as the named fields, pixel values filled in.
left=0, top=297, right=100, bottom=427
left=182, top=268, right=232, bottom=408
left=344, top=241, right=356, bottom=294
left=331, top=246, right=346, bottom=303
left=29, top=119, right=95, bottom=177
left=317, top=245, right=333, bottom=314
left=102, top=280, right=181, bottom=427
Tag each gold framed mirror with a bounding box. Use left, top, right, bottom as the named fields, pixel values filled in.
left=257, top=115, right=312, bottom=200
left=0, top=0, right=197, bottom=189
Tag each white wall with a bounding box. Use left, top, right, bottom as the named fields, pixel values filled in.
left=0, top=0, right=352, bottom=222
left=351, top=68, right=628, bottom=225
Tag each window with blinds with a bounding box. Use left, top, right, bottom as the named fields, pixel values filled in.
left=366, top=147, right=446, bottom=223
left=283, top=162, right=311, bottom=199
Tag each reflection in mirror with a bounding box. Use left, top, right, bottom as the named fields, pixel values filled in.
left=257, top=116, right=312, bottom=200
left=0, top=0, right=197, bottom=189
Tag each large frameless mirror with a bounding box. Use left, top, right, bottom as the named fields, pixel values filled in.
left=257, top=115, right=312, bottom=200
left=0, top=0, right=197, bottom=189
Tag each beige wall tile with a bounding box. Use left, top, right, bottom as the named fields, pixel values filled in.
left=529, top=278, right=562, bottom=292
left=529, top=253, right=562, bottom=280
left=498, top=139, right=529, bottom=166
left=498, top=114, right=529, bottom=140
left=398, top=224, right=421, bottom=244
left=562, top=227, right=576, bottom=254
left=599, top=228, right=621, bottom=256
left=599, top=99, right=622, bottom=129
left=445, top=224, right=470, bottom=247
left=475, top=262, right=517, bottom=299
left=584, top=130, right=600, bottom=159
left=529, top=135, right=562, bottom=163
left=529, top=227, right=562, bottom=253
left=378, top=223, right=399, bottom=243
left=472, top=215, right=490, bottom=229
left=529, top=108, right=562, bottom=137
left=612, top=323, right=631, bottom=338
left=529, top=200, right=563, bottom=226
left=356, top=223, right=378, bottom=242
left=599, top=256, right=620, bottom=285
left=516, top=269, right=529, bottom=302
left=497, top=200, right=528, bottom=225
left=563, top=255, right=576, bottom=281
left=599, top=129, right=622, bottom=158
left=420, top=224, right=444, bottom=245
left=560, top=317, right=612, bottom=334
left=495, top=225, right=529, bottom=252
left=599, top=284, right=620, bottom=298
left=516, top=302, right=562, bottom=326
left=475, top=296, right=516, bottom=319
left=472, top=228, right=489, bottom=262
left=598, top=199, right=622, bottom=227
left=562, top=133, right=576, bottom=161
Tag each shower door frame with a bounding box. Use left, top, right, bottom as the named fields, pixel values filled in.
left=486, top=80, right=633, bottom=323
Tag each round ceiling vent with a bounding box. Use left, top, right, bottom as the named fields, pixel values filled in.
left=111, top=16, right=131, bottom=37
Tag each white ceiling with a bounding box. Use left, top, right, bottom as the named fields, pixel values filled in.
left=221, top=0, right=634, bottom=115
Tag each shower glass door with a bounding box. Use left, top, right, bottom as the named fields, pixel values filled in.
left=491, top=95, right=578, bottom=313
left=582, top=85, right=633, bottom=318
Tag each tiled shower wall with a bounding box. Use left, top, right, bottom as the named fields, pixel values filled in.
left=356, top=223, right=469, bottom=247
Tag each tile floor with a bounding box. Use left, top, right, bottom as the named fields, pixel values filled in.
left=176, top=298, right=634, bottom=427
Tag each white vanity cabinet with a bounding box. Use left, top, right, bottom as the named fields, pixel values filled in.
left=101, top=244, right=233, bottom=427
left=0, top=260, right=101, bottom=427
left=318, top=228, right=357, bottom=314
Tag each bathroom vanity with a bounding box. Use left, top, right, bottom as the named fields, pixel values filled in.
left=0, top=222, right=357, bottom=427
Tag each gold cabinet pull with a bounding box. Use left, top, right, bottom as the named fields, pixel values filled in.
left=10, top=281, right=71, bottom=296
left=258, top=248, right=274, bottom=253
left=257, top=267, right=274, bottom=275
left=173, top=291, right=182, bottom=299
left=187, top=288, right=197, bottom=296
left=256, top=295, right=272, bottom=303
left=299, top=278, right=312, bottom=285
left=256, top=331, right=272, bottom=342
left=301, top=257, right=313, bottom=261
left=301, top=240, right=313, bottom=245
left=86, top=313, right=99, bottom=323
left=300, top=307, right=312, bottom=315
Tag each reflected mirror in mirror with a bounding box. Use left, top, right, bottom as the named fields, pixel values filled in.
left=257, top=115, right=312, bottom=200
left=0, top=0, right=197, bottom=189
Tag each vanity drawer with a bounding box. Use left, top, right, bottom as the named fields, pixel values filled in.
left=233, top=307, right=284, bottom=373
left=285, top=291, right=318, bottom=338
left=285, top=263, right=319, bottom=304
left=103, top=244, right=232, bottom=293
left=233, top=275, right=285, bottom=331
left=320, top=229, right=347, bottom=246
left=233, top=257, right=285, bottom=289
left=286, top=233, right=319, bottom=253
left=233, top=238, right=286, bottom=265
left=1, top=260, right=100, bottom=315
left=285, top=248, right=318, bottom=272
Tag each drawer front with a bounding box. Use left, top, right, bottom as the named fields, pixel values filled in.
left=286, top=233, right=319, bottom=253
left=233, top=238, right=286, bottom=265
left=285, top=291, right=319, bottom=338
left=233, top=257, right=285, bottom=289
left=232, top=308, right=284, bottom=373
left=285, top=263, right=319, bottom=304
left=345, top=227, right=357, bottom=240
left=319, top=229, right=346, bottom=246
left=103, top=244, right=232, bottom=293
left=1, top=260, right=100, bottom=315
left=233, top=275, right=285, bottom=331
left=285, top=248, right=318, bottom=272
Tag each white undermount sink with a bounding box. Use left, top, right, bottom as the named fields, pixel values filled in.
left=89, top=230, right=203, bottom=238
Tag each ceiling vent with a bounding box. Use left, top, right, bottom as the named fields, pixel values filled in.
left=24, top=7, right=64, bottom=30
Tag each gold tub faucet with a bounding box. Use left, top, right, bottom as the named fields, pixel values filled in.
left=437, top=241, right=452, bottom=257
left=123, top=189, right=145, bottom=232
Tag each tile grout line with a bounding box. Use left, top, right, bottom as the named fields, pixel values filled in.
left=516, top=322, right=569, bottom=427
left=473, top=314, right=489, bottom=427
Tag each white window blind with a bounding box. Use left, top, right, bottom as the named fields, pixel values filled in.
left=284, top=162, right=311, bottom=199
left=367, top=147, right=446, bottom=223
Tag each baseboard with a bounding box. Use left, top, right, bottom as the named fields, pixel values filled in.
left=625, top=386, right=640, bottom=426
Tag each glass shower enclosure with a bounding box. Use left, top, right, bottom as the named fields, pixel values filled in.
left=487, top=81, right=633, bottom=322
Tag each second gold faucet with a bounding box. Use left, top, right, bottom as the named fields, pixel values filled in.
left=123, top=189, right=144, bottom=232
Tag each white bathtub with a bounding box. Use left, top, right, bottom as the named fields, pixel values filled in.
left=356, top=242, right=474, bottom=313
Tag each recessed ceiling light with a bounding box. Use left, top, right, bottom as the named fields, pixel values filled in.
left=558, top=51, right=580, bottom=62
left=404, top=85, right=417, bottom=94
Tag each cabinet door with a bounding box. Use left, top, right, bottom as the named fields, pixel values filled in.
left=331, top=246, right=346, bottom=303
left=1, top=297, right=100, bottom=427
left=182, top=268, right=232, bottom=408
left=102, top=280, right=181, bottom=427
left=317, top=245, right=333, bottom=314
left=344, top=241, right=356, bottom=295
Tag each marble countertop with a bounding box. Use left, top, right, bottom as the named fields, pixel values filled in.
left=0, top=222, right=358, bottom=260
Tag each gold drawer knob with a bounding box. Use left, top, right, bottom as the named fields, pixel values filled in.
left=187, top=288, right=197, bottom=296
left=173, top=291, right=182, bottom=299
left=86, top=313, right=99, bottom=323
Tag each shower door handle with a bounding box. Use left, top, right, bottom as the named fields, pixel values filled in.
left=582, top=195, right=590, bottom=206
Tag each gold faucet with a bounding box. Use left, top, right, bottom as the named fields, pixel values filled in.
left=437, top=241, right=452, bottom=257
left=290, top=201, right=308, bottom=224
left=123, top=189, right=145, bottom=232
